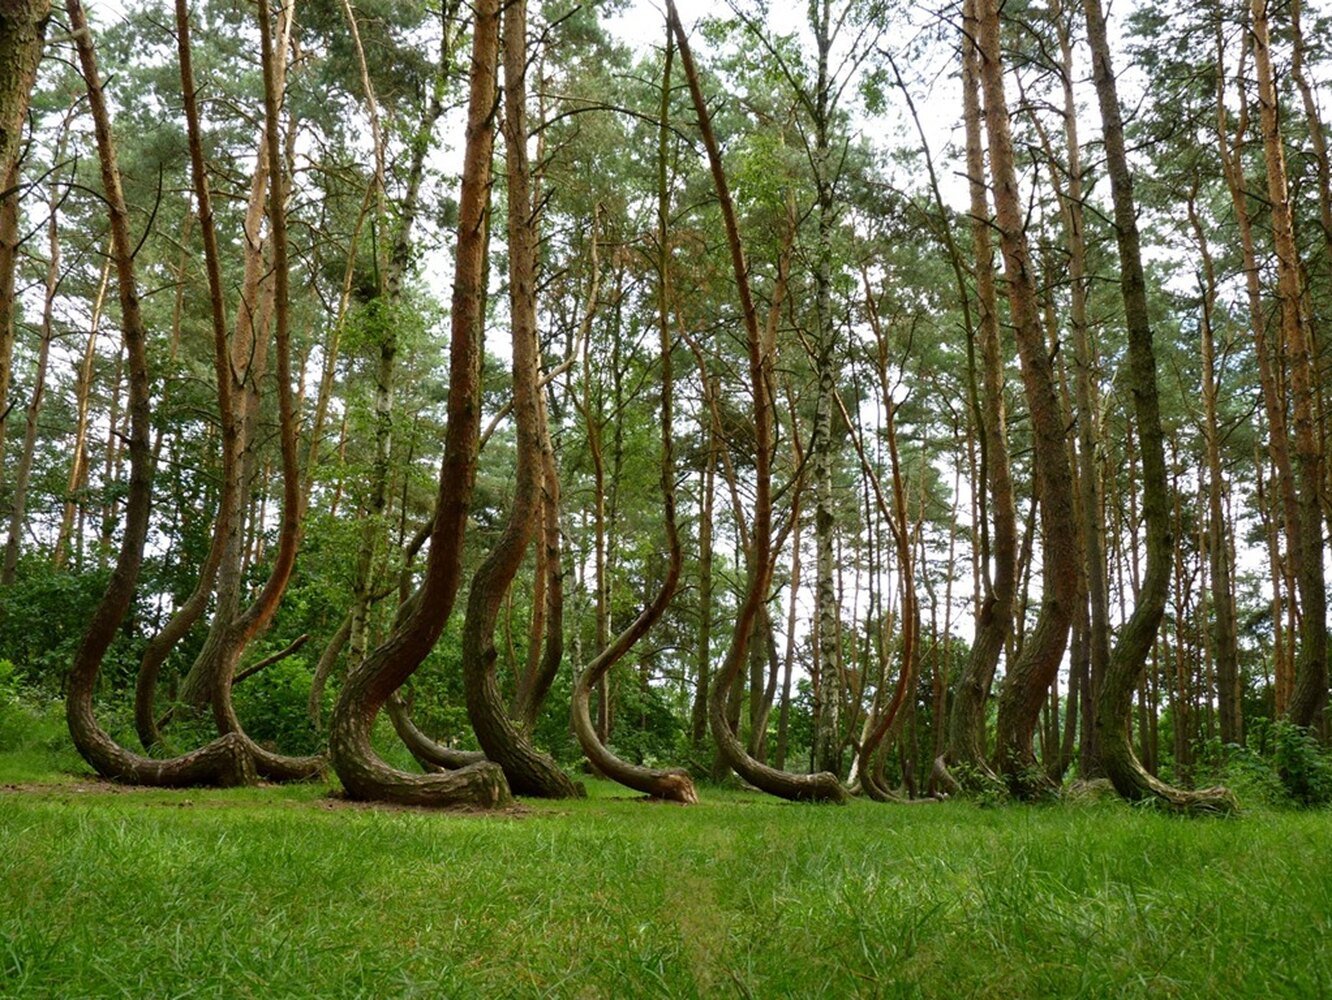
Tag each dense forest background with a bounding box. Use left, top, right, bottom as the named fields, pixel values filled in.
left=2, top=0, right=1331, bottom=810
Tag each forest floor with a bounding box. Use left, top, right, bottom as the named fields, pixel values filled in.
left=1, top=746, right=1330, bottom=998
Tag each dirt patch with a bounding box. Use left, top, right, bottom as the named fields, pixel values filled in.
left=1, top=778, right=141, bottom=795
left=314, top=791, right=532, bottom=818
left=0, top=779, right=531, bottom=818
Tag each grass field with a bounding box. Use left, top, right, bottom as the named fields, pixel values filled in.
left=2, top=745, right=1330, bottom=999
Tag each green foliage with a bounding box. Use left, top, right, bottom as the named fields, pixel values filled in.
left=603, top=675, right=686, bottom=770
left=1270, top=721, right=1332, bottom=806
left=1193, top=722, right=1332, bottom=807
left=230, top=657, right=325, bottom=757
left=0, top=681, right=86, bottom=782
left=0, top=562, right=114, bottom=689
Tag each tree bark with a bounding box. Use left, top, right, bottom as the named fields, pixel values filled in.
left=1, top=111, right=64, bottom=584
left=670, top=0, right=847, bottom=803
left=328, top=0, right=511, bottom=808
left=133, top=0, right=244, bottom=750
left=978, top=0, right=1079, bottom=798
left=189, top=0, right=324, bottom=781
left=569, top=25, right=696, bottom=803
left=458, top=0, right=581, bottom=799
left=1084, top=0, right=1235, bottom=812
left=1251, top=0, right=1327, bottom=729
left=1053, top=3, right=1109, bottom=778
left=0, top=5, right=47, bottom=464
left=937, top=0, right=1016, bottom=793
left=62, top=0, right=258, bottom=787
left=1188, top=191, right=1241, bottom=746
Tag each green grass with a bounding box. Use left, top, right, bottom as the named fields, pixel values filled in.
left=2, top=748, right=1330, bottom=998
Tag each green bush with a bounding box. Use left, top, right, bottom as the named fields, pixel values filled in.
left=230, top=657, right=325, bottom=756
left=1193, top=722, right=1332, bottom=807
left=1270, top=720, right=1332, bottom=805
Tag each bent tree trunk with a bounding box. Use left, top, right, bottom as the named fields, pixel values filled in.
left=937, top=0, right=1016, bottom=793
left=854, top=300, right=919, bottom=801
left=671, top=0, right=846, bottom=803
left=328, top=0, right=510, bottom=808
left=571, top=30, right=696, bottom=804
left=978, top=0, right=1079, bottom=798
left=386, top=694, right=488, bottom=770
left=1084, top=0, right=1235, bottom=813
left=134, top=0, right=244, bottom=751
left=200, top=0, right=326, bottom=782
left=62, top=0, right=255, bottom=787
left=459, top=0, right=580, bottom=799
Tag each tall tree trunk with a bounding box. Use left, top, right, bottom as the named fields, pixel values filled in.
left=691, top=426, right=715, bottom=749
left=1188, top=191, right=1241, bottom=745
left=459, top=0, right=580, bottom=799
left=0, top=0, right=49, bottom=549
left=937, top=0, right=1016, bottom=792
left=1053, top=3, right=1109, bottom=778
left=1251, top=0, right=1327, bottom=729
left=854, top=293, right=920, bottom=801
left=774, top=487, right=803, bottom=771
left=1217, top=26, right=1303, bottom=720
left=51, top=254, right=112, bottom=570
left=328, top=0, right=510, bottom=808
left=62, top=0, right=259, bottom=787
left=190, top=0, right=326, bottom=781
left=1, top=112, right=65, bottom=584
left=132, top=1, right=242, bottom=749
left=1084, top=0, right=1235, bottom=812
left=341, top=0, right=444, bottom=681
left=670, top=0, right=846, bottom=803
left=173, top=12, right=288, bottom=712
left=978, top=0, right=1079, bottom=798
left=570, top=37, right=694, bottom=801
left=809, top=0, right=843, bottom=777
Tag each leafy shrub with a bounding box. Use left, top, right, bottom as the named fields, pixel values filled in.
left=1192, top=723, right=1332, bottom=807
left=1270, top=721, right=1332, bottom=806
left=230, top=657, right=324, bottom=756
left=1193, top=736, right=1287, bottom=807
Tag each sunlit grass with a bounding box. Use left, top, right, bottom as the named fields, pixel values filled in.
left=2, top=748, right=1329, bottom=998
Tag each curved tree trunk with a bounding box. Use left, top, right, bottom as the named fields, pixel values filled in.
left=854, top=294, right=919, bottom=799
left=386, top=694, right=488, bottom=771
left=62, top=0, right=256, bottom=787
left=173, top=0, right=322, bottom=782
left=134, top=0, right=242, bottom=750
left=327, top=0, right=511, bottom=808
left=459, top=0, right=580, bottom=799
left=570, top=31, right=696, bottom=804
left=978, top=0, right=1079, bottom=799
left=937, top=0, right=1015, bottom=792
left=172, top=82, right=279, bottom=712
left=670, top=0, right=846, bottom=804
left=1083, top=0, right=1236, bottom=813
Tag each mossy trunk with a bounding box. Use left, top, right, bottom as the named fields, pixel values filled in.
left=1083, top=0, right=1236, bottom=813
